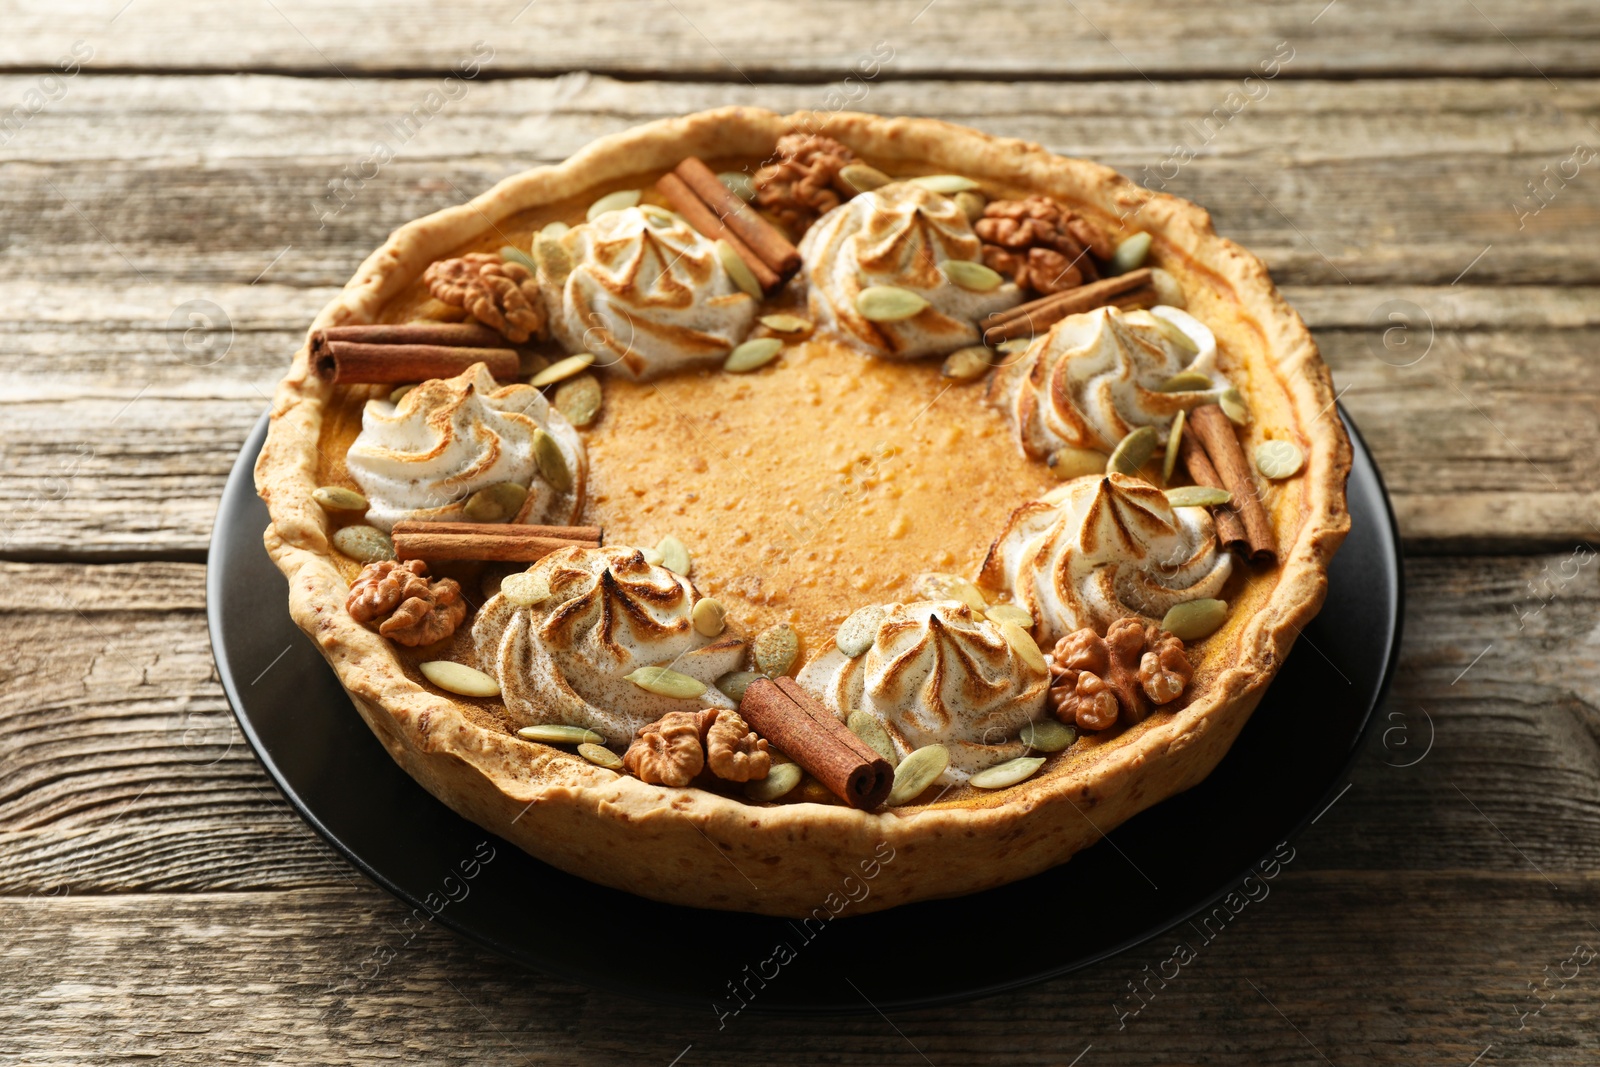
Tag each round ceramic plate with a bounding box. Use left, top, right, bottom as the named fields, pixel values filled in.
left=209, top=408, right=1400, bottom=1014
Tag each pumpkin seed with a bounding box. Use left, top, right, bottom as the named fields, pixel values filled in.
left=540, top=220, right=571, bottom=238
left=1048, top=447, right=1107, bottom=480
left=910, top=174, right=980, bottom=194
left=463, top=481, right=527, bottom=523
left=586, top=188, right=640, bottom=221
left=1019, top=719, right=1076, bottom=753
left=1158, top=370, right=1212, bottom=392
left=499, top=244, right=538, bottom=273
left=1109, top=425, right=1161, bottom=475
left=1111, top=231, right=1152, bottom=274
left=578, top=742, right=624, bottom=770
left=954, top=189, right=987, bottom=222
left=759, top=313, right=812, bottom=334
left=1219, top=386, right=1251, bottom=426
left=996, top=337, right=1032, bottom=354
left=1161, top=598, right=1229, bottom=641
left=969, top=755, right=1046, bottom=790
left=624, top=666, right=706, bottom=699
left=725, top=337, right=783, bottom=373
left=388, top=384, right=417, bottom=404
left=535, top=233, right=572, bottom=280
left=553, top=373, right=602, bottom=428
left=941, top=259, right=1004, bottom=292
left=641, top=547, right=665, bottom=566
left=532, top=429, right=573, bottom=494
left=691, top=597, right=726, bottom=637
left=745, top=761, right=802, bottom=802
left=1255, top=439, right=1305, bottom=479
left=837, top=162, right=892, bottom=194
left=1162, top=409, right=1186, bottom=483
left=855, top=285, right=929, bottom=323
left=500, top=571, right=551, bottom=607
left=1149, top=267, right=1187, bottom=308
left=716, top=670, right=762, bottom=703
left=718, top=171, right=756, bottom=202
left=941, top=345, right=993, bottom=382
left=531, top=353, right=595, bottom=388
left=887, top=744, right=950, bottom=805
left=313, top=486, right=368, bottom=513
left=912, top=573, right=988, bottom=614
left=420, top=660, right=500, bottom=698
left=847, top=711, right=898, bottom=766
left=716, top=239, right=763, bottom=299
left=1165, top=485, right=1232, bottom=508
left=1151, top=314, right=1200, bottom=355
left=332, top=525, right=394, bottom=563
left=753, top=623, right=800, bottom=677
left=517, top=724, right=605, bottom=746
left=1000, top=621, right=1047, bottom=673
left=639, top=203, right=678, bottom=226
left=656, top=535, right=692, bottom=576
left=836, top=606, right=887, bottom=658
left=983, top=603, right=1033, bottom=629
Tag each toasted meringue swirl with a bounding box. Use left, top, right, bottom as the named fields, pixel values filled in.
left=799, top=182, right=1022, bottom=360
left=345, top=363, right=585, bottom=532
left=991, top=304, right=1230, bottom=457
left=538, top=206, right=758, bottom=380
left=980, top=473, right=1233, bottom=643
left=472, top=546, right=746, bottom=744
left=796, top=601, right=1049, bottom=779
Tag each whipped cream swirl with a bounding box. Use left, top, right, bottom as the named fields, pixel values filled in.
left=991, top=304, right=1229, bottom=457
left=796, top=601, right=1049, bottom=780
left=538, top=206, right=758, bottom=381
left=799, top=182, right=1022, bottom=359
left=345, top=363, right=585, bottom=532
left=980, top=473, right=1233, bottom=644
left=472, top=546, right=746, bottom=744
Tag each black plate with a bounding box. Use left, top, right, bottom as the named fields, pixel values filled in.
left=209, top=410, right=1400, bottom=1014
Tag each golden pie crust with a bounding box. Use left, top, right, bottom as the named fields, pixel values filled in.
left=255, top=108, right=1351, bottom=917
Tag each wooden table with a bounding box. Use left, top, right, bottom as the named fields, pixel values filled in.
left=3, top=2, right=1598, bottom=1062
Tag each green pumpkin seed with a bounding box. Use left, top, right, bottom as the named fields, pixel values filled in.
left=910, top=174, right=980, bottom=194
left=753, top=623, right=800, bottom=677
left=1149, top=267, right=1187, bottom=308
left=420, top=660, right=500, bottom=698
left=553, top=373, right=602, bottom=428
left=624, top=666, right=706, bottom=699
left=691, top=597, right=726, bottom=637
left=531, top=352, right=595, bottom=388
left=388, top=384, right=417, bottom=404
left=1162, top=409, right=1186, bottom=484
left=837, top=162, right=892, bottom=195
left=1165, top=485, right=1232, bottom=508
left=530, top=430, right=571, bottom=494
left=941, top=259, right=1004, bottom=292
left=578, top=742, right=624, bottom=770
left=1000, top=621, right=1047, bottom=673
left=759, top=313, right=812, bottom=334
left=996, top=337, right=1033, bottom=354
left=716, top=670, right=762, bottom=703
left=954, top=189, right=987, bottom=222
left=1109, top=425, right=1161, bottom=476
left=716, top=239, right=762, bottom=299
left=912, top=573, right=988, bottom=614
left=1151, top=314, right=1200, bottom=355
left=656, top=535, right=692, bottom=576
left=1111, top=231, right=1152, bottom=274
left=517, top=724, right=606, bottom=745
left=1019, top=719, right=1076, bottom=753
left=941, top=345, right=992, bottom=382
left=847, top=711, right=898, bottom=766
left=639, top=203, right=678, bottom=227
left=313, top=486, right=368, bottom=513
left=499, top=245, right=538, bottom=273
left=540, top=220, right=571, bottom=239
left=887, top=744, right=949, bottom=806
left=983, top=603, right=1033, bottom=629
left=969, top=756, right=1046, bottom=790
left=855, top=285, right=929, bottom=323
left=725, top=337, right=783, bottom=373
left=463, top=481, right=527, bottom=523
left=718, top=171, right=756, bottom=202
left=332, top=525, right=394, bottom=563
left=641, top=547, right=665, bottom=566
left=1047, top=447, right=1107, bottom=480
left=1255, top=439, right=1305, bottom=479
left=836, top=606, right=886, bottom=658
left=1219, top=386, right=1251, bottom=426
left=500, top=571, right=551, bottom=608
left=586, top=188, right=641, bottom=221
left=1161, top=598, right=1230, bottom=641
left=1157, top=370, right=1213, bottom=393
left=745, top=761, right=802, bottom=802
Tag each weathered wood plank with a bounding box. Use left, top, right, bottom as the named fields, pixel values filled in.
left=0, top=0, right=1596, bottom=78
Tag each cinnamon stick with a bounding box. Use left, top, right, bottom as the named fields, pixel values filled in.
left=982, top=269, right=1156, bottom=345
left=316, top=323, right=507, bottom=350
left=391, top=522, right=600, bottom=563
left=1178, top=428, right=1249, bottom=554
left=392, top=521, right=602, bottom=542
left=1185, top=404, right=1276, bottom=564
left=312, top=342, right=518, bottom=385
left=739, top=677, right=894, bottom=811
left=655, top=171, right=782, bottom=293
left=673, top=156, right=802, bottom=279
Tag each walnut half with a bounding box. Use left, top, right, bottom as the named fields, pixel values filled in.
left=345, top=559, right=466, bottom=647
left=423, top=252, right=547, bottom=343
left=1049, top=618, right=1193, bottom=731
left=753, top=133, right=856, bottom=237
